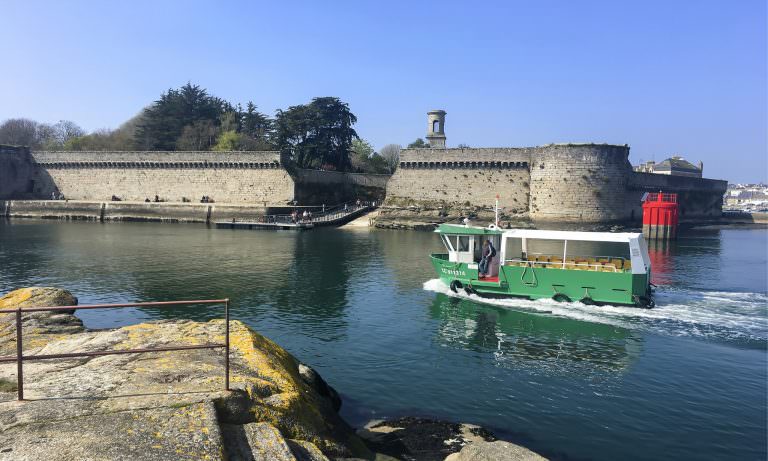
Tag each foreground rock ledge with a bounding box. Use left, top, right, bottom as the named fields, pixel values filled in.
left=0, top=287, right=369, bottom=460
left=0, top=288, right=548, bottom=461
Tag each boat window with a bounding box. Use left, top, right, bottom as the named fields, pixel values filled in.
left=527, top=238, right=565, bottom=258
left=505, top=237, right=523, bottom=259
left=440, top=234, right=455, bottom=252
left=457, top=236, right=470, bottom=252
left=566, top=241, right=630, bottom=260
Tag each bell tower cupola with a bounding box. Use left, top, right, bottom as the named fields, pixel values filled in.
left=426, top=110, right=446, bottom=149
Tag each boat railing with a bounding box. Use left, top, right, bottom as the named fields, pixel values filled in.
left=644, top=192, right=678, bottom=203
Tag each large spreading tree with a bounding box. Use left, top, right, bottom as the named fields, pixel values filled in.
left=134, top=83, right=231, bottom=150
left=2, top=86, right=370, bottom=169
left=275, top=97, right=357, bottom=171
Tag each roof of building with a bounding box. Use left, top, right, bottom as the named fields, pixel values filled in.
left=654, top=156, right=701, bottom=173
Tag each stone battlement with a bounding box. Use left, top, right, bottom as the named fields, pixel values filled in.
left=386, top=142, right=726, bottom=223
left=0, top=149, right=386, bottom=207
left=32, top=151, right=282, bottom=168
left=0, top=142, right=727, bottom=224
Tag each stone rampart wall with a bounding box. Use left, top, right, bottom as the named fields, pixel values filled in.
left=0, top=146, right=38, bottom=199
left=3, top=148, right=727, bottom=224
left=626, top=172, right=727, bottom=221
left=293, top=169, right=389, bottom=205
left=28, top=151, right=295, bottom=204
left=529, top=144, right=632, bottom=222
left=385, top=143, right=726, bottom=223
left=388, top=148, right=532, bottom=212
left=31, top=150, right=282, bottom=165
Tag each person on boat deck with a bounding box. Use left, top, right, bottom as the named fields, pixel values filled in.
left=479, top=239, right=496, bottom=279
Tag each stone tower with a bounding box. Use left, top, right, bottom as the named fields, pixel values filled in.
left=426, top=110, right=447, bottom=148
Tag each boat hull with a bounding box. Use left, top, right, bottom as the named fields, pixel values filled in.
left=430, top=254, right=652, bottom=307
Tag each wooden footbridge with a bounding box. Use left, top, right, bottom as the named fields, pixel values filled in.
left=214, top=202, right=375, bottom=230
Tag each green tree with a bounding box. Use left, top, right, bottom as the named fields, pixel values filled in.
left=219, top=111, right=240, bottom=133
left=349, top=139, right=392, bottom=174
left=241, top=102, right=273, bottom=141
left=350, top=138, right=374, bottom=172
left=213, top=130, right=243, bottom=151
left=364, top=153, right=390, bottom=174
left=134, top=83, right=229, bottom=150
left=276, top=97, right=358, bottom=171
left=64, top=113, right=144, bottom=151
left=175, top=120, right=218, bottom=150
left=407, top=138, right=429, bottom=148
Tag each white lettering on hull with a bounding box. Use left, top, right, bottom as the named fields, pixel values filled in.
left=440, top=268, right=467, bottom=277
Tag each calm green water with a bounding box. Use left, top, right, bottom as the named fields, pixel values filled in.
left=1, top=220, right=766, bottom=461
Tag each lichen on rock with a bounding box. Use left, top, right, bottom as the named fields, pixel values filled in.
left=0, top=287, right=370, bottom=460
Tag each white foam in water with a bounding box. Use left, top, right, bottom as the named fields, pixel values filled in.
left=423, top=279, right=768, bottom=342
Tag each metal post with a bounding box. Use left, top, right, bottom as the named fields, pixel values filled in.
left=16, top=308, right=23, bottom=401
left=224, top=299, right=230, bottom=391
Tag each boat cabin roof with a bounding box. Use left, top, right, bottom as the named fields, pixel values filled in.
left=435, top=223, right=504, bottom=236
left=502, top=228, right=642, bottom=243
left=436, top=224, right=642, bottom=243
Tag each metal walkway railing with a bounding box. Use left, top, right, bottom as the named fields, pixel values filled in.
left=0, top=299, right=230, bottom=401
left=237, top=201, right=375, bottom=226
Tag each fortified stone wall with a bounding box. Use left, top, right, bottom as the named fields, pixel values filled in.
left=292, top=169, right=389, bottom=205
left=4, top=147, right=726, bottom=225
left=383, top=143, right=727, bottom=224
left=627, top=172, right=726, bottom=221
left=0, top=146, right=38, bottom=199
left=30, top=151, right=295, bottom=204
left=529, top=144, right=632, bottom=222
left=387, top=148, right=532, bottom=213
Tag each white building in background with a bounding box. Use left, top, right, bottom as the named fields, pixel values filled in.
left=724, top=183, right=768, bottom=211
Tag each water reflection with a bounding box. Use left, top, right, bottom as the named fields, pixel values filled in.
left=130, top=228, right=372, bottom=337
left=647, top=239, right=675, bottom=285
left=429, top=294, right=642, bottom=376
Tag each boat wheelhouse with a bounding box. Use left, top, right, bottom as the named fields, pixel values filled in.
left=431, top=224, right=654, bottom=307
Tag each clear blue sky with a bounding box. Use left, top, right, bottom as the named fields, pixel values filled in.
left=2, top=0, right=766, bottom=182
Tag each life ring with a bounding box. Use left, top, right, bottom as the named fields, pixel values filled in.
left=487, top=224, right=498, bottom=230
left=450, top=280, right=463, bottom=293
left=552, top=293, right=571, bottom=303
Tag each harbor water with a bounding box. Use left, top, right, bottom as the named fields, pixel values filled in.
left=0, top=220, right=765, bottom=460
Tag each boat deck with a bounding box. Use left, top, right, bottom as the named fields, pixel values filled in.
left=477, top=276, right=499, bottom=283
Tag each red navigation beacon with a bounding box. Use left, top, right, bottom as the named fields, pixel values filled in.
left=642, top=192, right=679, bottom=240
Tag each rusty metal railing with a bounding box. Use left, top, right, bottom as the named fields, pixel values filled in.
left=0, top=298, right=230, bottom=401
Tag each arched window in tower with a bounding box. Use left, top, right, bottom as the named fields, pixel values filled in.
left=432, top=120, right=440, bottom=133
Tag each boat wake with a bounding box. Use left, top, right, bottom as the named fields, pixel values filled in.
left=423, top=279, right=768, bottom=344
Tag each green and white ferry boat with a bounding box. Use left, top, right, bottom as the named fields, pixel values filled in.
left=431, top=224, right=654, bottom=307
